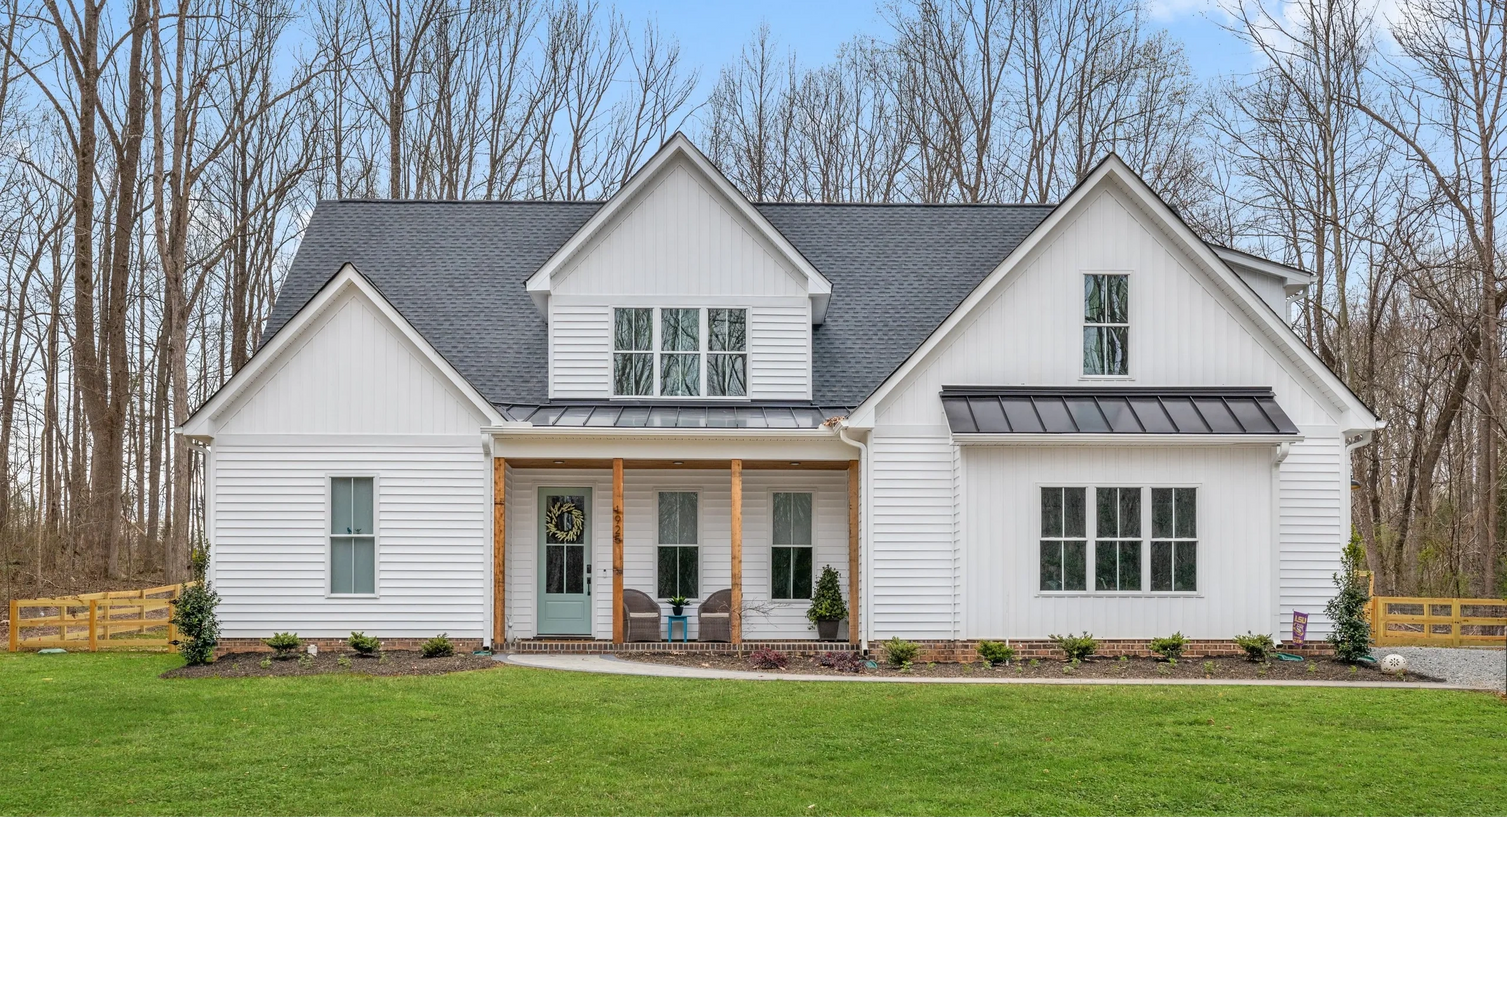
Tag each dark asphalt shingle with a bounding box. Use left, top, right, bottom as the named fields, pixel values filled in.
left=263, top=200, right=1054, bottom=409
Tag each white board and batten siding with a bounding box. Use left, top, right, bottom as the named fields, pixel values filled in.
left=209, top=288, right=492, bottom=639
left=961, top=444, right=1274, bottom=640
left=547, top=159, right=813, bottom=401
left=504, top=466, right=848, bottom=640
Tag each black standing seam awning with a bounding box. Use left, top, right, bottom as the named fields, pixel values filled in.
left=500, top=403, right=849, bottom=429
left=940, top=387, right=1300, bottom=436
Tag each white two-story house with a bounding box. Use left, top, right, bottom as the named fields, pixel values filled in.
left=180, top=134, right=1378, bottom=653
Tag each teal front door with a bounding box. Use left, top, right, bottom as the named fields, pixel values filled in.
left=537, top=488, right=593, bottom=636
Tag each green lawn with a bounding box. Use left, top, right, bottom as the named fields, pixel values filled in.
left=1, top=652, right=1503, bottom=815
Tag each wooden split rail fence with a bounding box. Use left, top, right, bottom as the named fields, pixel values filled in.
left=1361, top=574, right=1507, bottom=648
left=8, top=585, right=181, bottom=652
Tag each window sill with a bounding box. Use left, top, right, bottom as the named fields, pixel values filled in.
left=1034, top=591, right=1204, bottom=598
left=327, top=593, right=381, bottom=600
left=1077, top=374, right=1134, bottom=381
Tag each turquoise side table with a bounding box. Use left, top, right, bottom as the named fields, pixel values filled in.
left=667, top=615, right=689, bottom=642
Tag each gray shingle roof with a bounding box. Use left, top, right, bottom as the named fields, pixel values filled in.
left=262, top=200, right=1054, bottom=409
left=939, top=386, right=1300, bottom=436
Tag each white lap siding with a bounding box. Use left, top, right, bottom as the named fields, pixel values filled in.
left=212, top=438, right=488, bottom=638
left=1279, top=429, right=1346, bottom=640
left=868, top=430, right=959, bottom=639
left=960, top=444, right=1274, bottom=640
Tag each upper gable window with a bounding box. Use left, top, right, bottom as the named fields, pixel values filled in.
left=1083, top=274, right=1129, bottom=376
left=611, top=307, right=749, bottom=399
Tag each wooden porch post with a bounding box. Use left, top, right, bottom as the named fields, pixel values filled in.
left=848, top=459, right=860, bottom=646
left=492, top=457, right=506, bottom=649
left=730, top=459, right=742, bottom=644
left=613, top=458, right=624, bottom=644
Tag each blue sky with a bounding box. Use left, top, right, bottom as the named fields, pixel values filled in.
left=613, top=0, right=1250, bottom=106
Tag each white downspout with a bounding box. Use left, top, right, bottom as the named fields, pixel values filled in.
left=1272, top=441, right=1290, bottom=644
left=836, top=422, right=871, bottom=651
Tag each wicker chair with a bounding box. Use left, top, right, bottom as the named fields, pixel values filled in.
left=623, top=589, right=661, bottom=642
left=698, top=588, right=732, bottom=643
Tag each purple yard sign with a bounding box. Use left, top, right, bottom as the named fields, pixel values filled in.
left=1291, top=611, right=1309, bottom=644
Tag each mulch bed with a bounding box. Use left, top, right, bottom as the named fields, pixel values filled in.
left=617, top=650, right=1445, bottom=683
left=163, top=648, right=498, bottom=679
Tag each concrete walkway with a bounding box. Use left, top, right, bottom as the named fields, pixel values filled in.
left=499, top=653, right=1488, bottom=690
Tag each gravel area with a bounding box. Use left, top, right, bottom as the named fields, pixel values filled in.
left=1379, top=647, right=1506, bottom=690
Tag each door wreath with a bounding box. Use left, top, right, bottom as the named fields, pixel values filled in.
left=545, top=497, right=585, bottom=543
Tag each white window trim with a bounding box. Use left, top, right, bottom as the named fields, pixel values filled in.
left=610, top=307, right=751, bottom=401
left=1149, top=485, right=1201, bottom=594
left=768, top=489, right=815, bottom=604
left=327, top=473, right=380, bottom=599
left=1034, top=483, right=1204, bottom=598
left=656, top=488, right=702, bottom=602
left=1079, top=270, right=1133, bottom=381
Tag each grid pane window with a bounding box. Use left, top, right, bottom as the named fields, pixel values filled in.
left=1151, top=488, right=1197, bottom=591
left=331, top=476, right=375, bottom=594
left=1040, top=487, right=1087, bottom=591
left=1095, top=487, right=1142, bottom=591
left=612, top=308, right=653, bottom=396
left=659, top=309, right=700, bottom=397
left=1083, top=274, right=1129, bottom=375
left=657, top=491, right=699, bottom=599
left=771, top=492, right=813, bottom=600
left=707, top=308, right=748, bottom=397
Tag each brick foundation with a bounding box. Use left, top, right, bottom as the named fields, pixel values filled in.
left=215, top=636, right=1332, bottom=662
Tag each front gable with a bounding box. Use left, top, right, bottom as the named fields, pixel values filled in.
left=530, top=135, right=830, bottom=403
left=183, top=266, right=500, bottom=438
left=851, top=156, right=1377, bottom=435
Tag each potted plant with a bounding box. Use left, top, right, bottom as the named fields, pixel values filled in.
left=806, top=565, right=848, bottom=641
left=669, top=595, right=688, bottom=616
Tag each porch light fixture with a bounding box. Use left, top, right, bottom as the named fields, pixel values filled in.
left=673, top=461, right=683, bottom=466
left=553, top=460, right=564, bottom=465
left=790, top=461, right=800, bottom=466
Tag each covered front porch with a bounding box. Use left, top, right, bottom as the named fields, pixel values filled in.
left=490, top=417, right=860, bottom=646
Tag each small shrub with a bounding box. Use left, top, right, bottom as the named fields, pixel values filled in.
left=348, top=631, right=381, bottom=657
left=882, top=636, right=919, bottom=667
left=265, top=632, right=302, bottom=659
left=977, top=640, right=1016, bottom=666
left=1234, top=632, right=1275, bottom=662
left=169, top=584, right=221, bottom=667
left=1202, top=660, right=1216, bottom=677
left=749, top=647, right=788, bottom=669
left=337, top=654, right=352, bottom=670
left=815, top=650, right=864, bottom=673
left=421, top=633, right=455, bottom=658
left=1148, top=632, right=1187, bottom=661
left=259, top=657, right=272, bottom=670
left=1049, top=632, right=1097, bottom=660
left=1156, top=662, right=1170, bottom=676
left=806, top=565, right=849, bottom=624
left=189, top=543, right=210, bottom=583
left=1326, top=533, right=1372, bottom=663
left=1062, top=663, right=1074, bottom=675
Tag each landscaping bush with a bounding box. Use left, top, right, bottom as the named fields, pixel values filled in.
left=816, top=650, right=865, bottom=673
left=421, top=634, right=455, bottom=658
left=169, top=584, right=221, bottom=667
left=1326, top=533, right=1372, bottom=663
left=882, top=636, right=919, bottom=667
left=806, top=565, right=848, bottom=625
left=1234, top=632, right=1275, bottom=662
left=189, top=543, right=210, bottom=583
left=348, top=631, right=381, bottom=657
left=748, top=647, right=787, bottom=669
left=264, top=632, right=302, bottom=659
left=1049, top=632, right=1097, bottom=660
left=977, top=640, right=1016, bottom=666
left=1148, top=632, right=1186, bottom=661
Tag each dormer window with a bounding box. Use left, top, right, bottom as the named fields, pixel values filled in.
left=1083, top=274, right=1128, bottom=376
left=612, top=306, right=750, bottom=399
